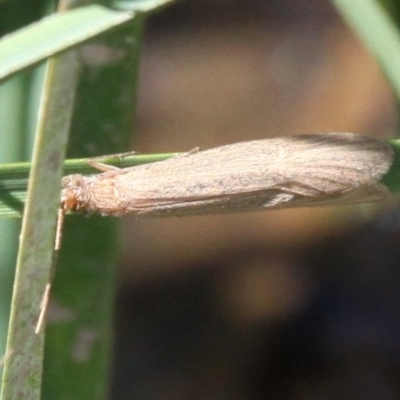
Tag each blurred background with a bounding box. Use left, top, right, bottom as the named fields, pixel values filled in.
left=111, top=1, right=400, bottom=399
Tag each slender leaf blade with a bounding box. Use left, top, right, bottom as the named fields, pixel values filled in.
left=0, top=5, right=134, bottom=80
left=0, top=49, right=79, bottom=400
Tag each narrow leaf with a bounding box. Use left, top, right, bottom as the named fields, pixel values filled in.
left=0, top=5, right=134, bottom=80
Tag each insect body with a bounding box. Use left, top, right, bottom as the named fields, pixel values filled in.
left=61, top=132, right=394, bottom=217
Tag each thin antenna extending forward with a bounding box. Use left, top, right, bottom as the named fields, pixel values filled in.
left=55, top=207, right=66, bottom=252
left=35, top=207, right=66, bottom=334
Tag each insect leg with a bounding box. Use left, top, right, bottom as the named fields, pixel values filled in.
left=86, top=151, right=141, bottom=172
left=87, top=159, right=121, bottom=172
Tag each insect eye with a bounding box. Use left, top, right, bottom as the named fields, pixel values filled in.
left=62, top=174, right=84, bottom=188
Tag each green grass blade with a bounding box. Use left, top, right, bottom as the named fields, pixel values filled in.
left=0, top=75, right=27, bottom=393
left=113, top=0, right=175, bottom=12
left=41, top=10, right=150, bottom=400
left=0, top=49, right=79, bottom=400
left=0, top=5, right=134, bottom=80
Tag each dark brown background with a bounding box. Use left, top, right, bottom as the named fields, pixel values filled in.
left=112, top=1, right=400, bottom=399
